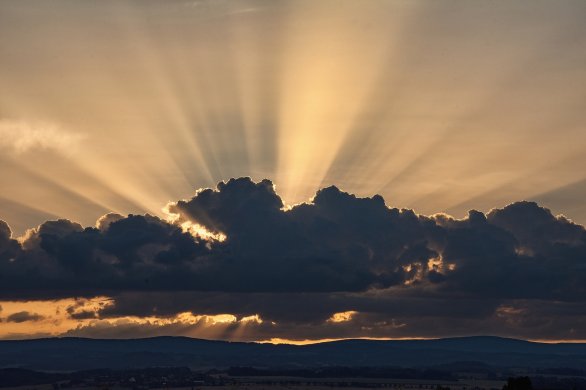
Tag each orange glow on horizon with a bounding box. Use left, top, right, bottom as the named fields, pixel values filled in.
left=258, top=337, right=433, bottom=346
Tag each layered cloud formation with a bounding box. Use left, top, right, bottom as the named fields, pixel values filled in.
left=1, top=178, right=585, bottom=341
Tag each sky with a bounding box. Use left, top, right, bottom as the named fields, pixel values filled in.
left=0, top=0, right=585, bottom=342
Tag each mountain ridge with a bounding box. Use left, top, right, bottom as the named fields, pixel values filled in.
left=1, top=335, right=585, bottom=371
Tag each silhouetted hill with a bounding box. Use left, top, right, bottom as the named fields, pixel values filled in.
left=0, top=336, right=585, bottom=371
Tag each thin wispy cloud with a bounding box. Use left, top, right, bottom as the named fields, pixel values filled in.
left=0, top=120, right=84, bottom=155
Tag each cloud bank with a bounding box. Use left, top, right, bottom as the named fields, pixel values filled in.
left=1, top=177, right=585, bottom=341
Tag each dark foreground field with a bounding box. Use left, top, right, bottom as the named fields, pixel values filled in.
left=1, top=366, right=586, bottom=390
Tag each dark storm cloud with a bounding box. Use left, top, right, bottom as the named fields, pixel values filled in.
left=0, top=214, right=209, bottom=297
left=167, top=178, right=443, bottom=292
left=433, top=204, right=586, bottom=301
left=1, top=177, right=585, bottom=340
left=487, top=201, right=586, bottom=253
left=20, top=218, right=84, bottom=250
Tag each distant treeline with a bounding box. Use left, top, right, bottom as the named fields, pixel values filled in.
left=0, top=367, right=200, bottom=388
left=1, top=366, right=586, bottom=389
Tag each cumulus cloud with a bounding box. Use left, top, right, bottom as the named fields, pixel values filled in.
left=0, top=220, right=11, bottom=239
left=0, top=120, right=84, bottom=155
left=487, top=201, right=585, bottom=254
left=1, top=178, right=585, bottom=340
left=165, top=178, right=440, bottom=292
left=95, top=212, right=124, bottom=232
left=20, top=219, right=84, bottom=251
left=0, top=220, right=21, bottom=263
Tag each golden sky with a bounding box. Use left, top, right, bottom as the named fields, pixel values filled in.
left=1, top=0, right=585, bottom=235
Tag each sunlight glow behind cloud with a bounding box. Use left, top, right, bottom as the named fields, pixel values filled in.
left=0, top=0, right=585, bottom=234
left=0, top=297, right=266, bottom=340
left=328, top=311, right=358, bottom=323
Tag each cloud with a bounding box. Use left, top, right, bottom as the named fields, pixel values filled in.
left=0, top=220, right=21, bottom=263
left=95, top=213, right=124, bottom=232
left=0, top=214, right=209, bottom=298
left=1, top=178, right=585, bottom=340
left=487, top=201, right=585, bottom=255
left=63, top=312, right=268, bottom=341
left=5, top=311, right=45, bottom=323
left=0, top=120, right=84, bottom=155
left=165, top=178, right=439, bottom=292
left=0, top=220, right=12, bottom=239
left=20, top=219, right=84, bottom=251
left=57, top=298, right=586, bottom=342
left=328, top=311, right=358, bottom=323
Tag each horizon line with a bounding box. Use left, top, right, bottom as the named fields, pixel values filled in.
left=2, top=335, right=585, bottom=345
